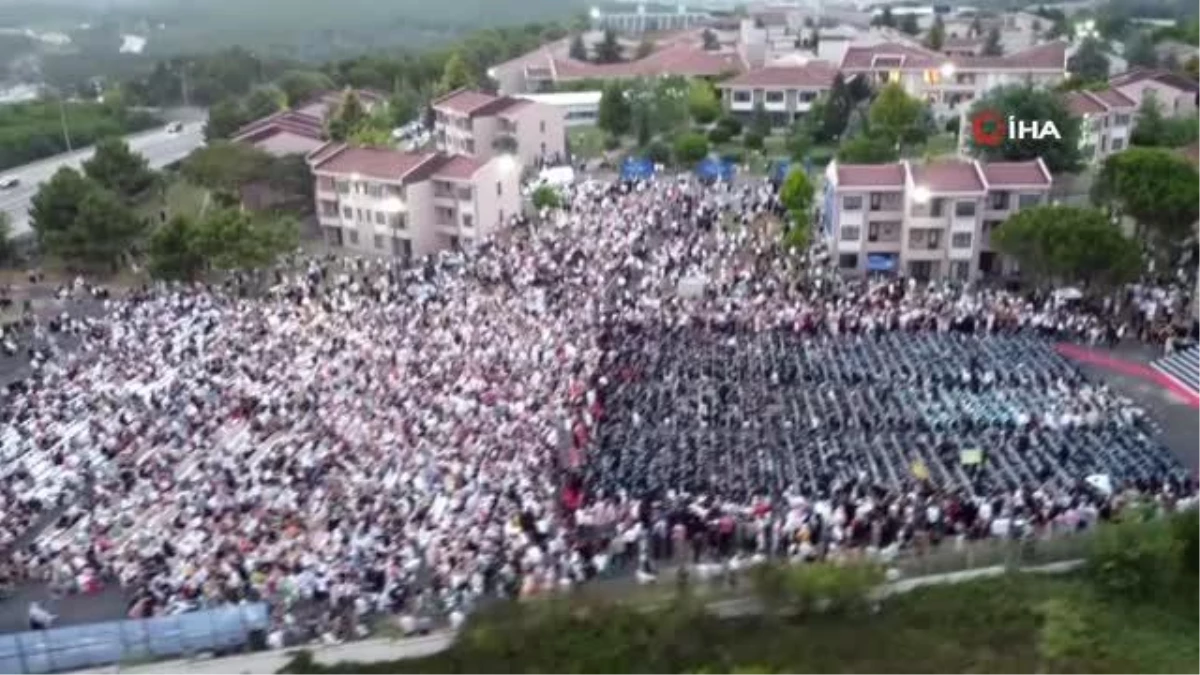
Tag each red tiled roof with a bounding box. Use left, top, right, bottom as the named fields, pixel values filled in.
left=433, top=155, right=486, bottom=180
left=1065, top=90, right=1107, bottom=116
left=477, top=96, right=533, bottom=117
left=1110, top=68, right=1200, bottom=93
left=834, top=163, right=906, bottom=188
left=980, top=160, right=1051, bottom=188
left=841, top=40, right=1066, bottom=72
left=717, top=61, right=838, bottom=89
left=553, top=43, right=745, bottom=80
left=433, top=89, right=502, bottom=115
left=1090, top=87, right=1137, bottom=108
left=911, top=160, right=986, bottom=193
left=232, top=110, right=324, bottom=141
left=311, top=147, right=437, bottom=181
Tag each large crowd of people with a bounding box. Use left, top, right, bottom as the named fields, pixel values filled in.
left=0, top=175, right=1193, bottom=644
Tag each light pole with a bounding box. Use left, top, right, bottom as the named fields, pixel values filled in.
left=55, top=91, right=73, bottom=153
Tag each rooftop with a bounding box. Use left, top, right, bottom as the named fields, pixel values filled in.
left=834, top=162, right=906, bottom=188
left=1110, top=68, right=1200, bottom=93
left=978, top=159, right=1052, bottom=187
left=433, top=155, right=487, bottom=180
left=909, top=160, right=987, bottom=193
left=309, top=145, right=436, bottom=181
left=432, top=89, right=504, bottom=115
left=840, top=40, right=1067, bottom=72
left=717, top=61, right=838, bottom=89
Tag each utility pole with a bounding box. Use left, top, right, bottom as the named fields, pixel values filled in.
left=180, top=62, right=191, bottom=108
left=57, top=93, right=73, bottom=152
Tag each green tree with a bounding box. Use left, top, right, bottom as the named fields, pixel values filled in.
left=687, top=80, right=721, bottom=125
left=992, top=205, right=1141, bottom=288
left=328, top=89, right=369, bottom=141
left=439, top=52, right=476, bottom=93
left=31, top=169, right=145, bottom=270
left=243, top=85, right=286, bottom=120
left=1086, top=512, right=1185, bottom=603
left=635, top=37, right=656, bottom=60
left=598, top=82, right=632, bottom=137
left=181, top=141, right=274, bottom=194
left=702, top=28, right=720, bottom=50
left=778, top=167, right=815, bottom=250
left=1124, top=32, right=1158, bottom=68
left=147, top=214, right=205, bottom=281
left=1185, top=55, right=1199, bottom=79
left=1130, top=95, right=1168, bottom=146
left=1067, top=37, right=1110, bottom=82
left=531, top=184, right=561, bottom=210
left=837, top=133, right=900, bottom=162
left=1093, top=148, right=1199, bottom=264
left=636, top=108, right=652, bottom=147
left=743, top=131, right=764, bottom=150
left=982, top=26, right=1003, bottom=55
left=815, top=73, right=853, bottom=142
left=349, top=125, right=393, bottom=147
left=673, top=132, right=709, bottom=164
left=899, top=13, right=920, bottom=36
left=750, top=102, right=771, bottom=138
left=868, top=83, right=926, bottom=148
left=594, top=28, right=623, bottom=64
left=82, top=136, right=157, bottom=202
left=192, top=207, right=298, bottom=271
left=568, top=33, right=587, bottom=60
left=30, top=167, right=94, bottom=254
left=925, top=16, right=946, bottom=51
left=203, top=98, right=250, bottom=142
left=277, top=70, right=334, bottom=107
left=388, top=88, right=420, bottom=127
left=0, top=212, right=14, bottom=266
left=964, top=85, right=1081, bottom=173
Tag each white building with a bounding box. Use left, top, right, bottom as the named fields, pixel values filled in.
left=514, top=91, right=603, bottom=127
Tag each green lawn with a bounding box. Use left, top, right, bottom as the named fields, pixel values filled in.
left=568, top=127, right=608, bottom=160
left=137, top=178, right=210, bottom=223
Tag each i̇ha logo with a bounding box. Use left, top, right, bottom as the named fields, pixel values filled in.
left=971, top=109, right=1062, bottom=147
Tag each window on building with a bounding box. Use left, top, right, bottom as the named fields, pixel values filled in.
left=929, top=198, right=945, bottom=217
left=390, top=214, right=406, bottom=229
left=374, top=234, right=384, bottom=250
left=842, top=195, right=863, bottom=211
left=348, top=229, right=359, bottom=245
left=954, top=201, right=976, bottom=218
left=733, top=90, right=751, bottom=103
left=449, top=235, right=461, bottom=250
left=765, top=91, right=784, bottom=103
left=496, top=181, right=503, bottom=196
left=1017, top=193, right=1042, bottom=209
left=367, top=184, right=383, bottom=198
left=1114, top=114, right=1131, bottom=126
left=392, top=237, right=411, bottom=259
left=463, top=214, right=474, bottom=228
left=841, top=225, right=861, bottom=241
left=927, top=228, right=942, bottom=249
left=799, top=91, right=817, bottom=102
left=989, top=191, right=1010, bottom=210
left=540, top=120, right=546, bottom=133
left=951, top=232, right=972, bottom=248
left=342, top=206, right=353, bottom=220
left=321, top=201, right=338, bottom=217
left=869, top=193, right=883, bottom=211
left=950, top=260, right=970, bottom=281
left=1111, top=138, right=1124, bottom=151
left=838, top=253, right=859, bottom=269
left=335, top=180, right=350, bottom=194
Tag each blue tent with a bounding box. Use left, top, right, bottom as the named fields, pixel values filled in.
left=620, top=157, right=655, bottom=181
left=696, top=157, right=736, bottom=182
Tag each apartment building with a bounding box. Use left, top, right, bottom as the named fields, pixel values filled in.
left=1064, top=87, right=1136, bottom=163
left=837, top=41, right=1067, bottom=119
left=432, top=89, right=567, bottom=170
left=716, top=61, right=838, bottom=127
left=308, top=143, right=521, bottom=259
left=1109, top=69, right=1200, bottom=118
left=231, top=88, right=388, bottom=157
left=821, top=158, right=1053, bottom=281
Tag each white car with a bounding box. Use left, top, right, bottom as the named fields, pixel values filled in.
left=165, top=121, right=183, bottom=134
left=0, top=175, right=19, bottom=189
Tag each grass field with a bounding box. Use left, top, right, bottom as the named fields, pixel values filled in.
left=136, top=178, right=210, bottom=224
left=568, top=127, right=608, bottom=161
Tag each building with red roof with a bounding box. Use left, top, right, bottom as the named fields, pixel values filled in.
left=715, top=61, right=839, bottom=128
left=307, top=143, right=520, bottom=259
left=1109, top=69, right=1199, bottom=118
left=231, top=89, right=389, bottom=157
left=821, top=158, right=1053, bottom=280
left=1063, top=87, right=1136, bottom=164
left=431, top=89, right=566, bottom=170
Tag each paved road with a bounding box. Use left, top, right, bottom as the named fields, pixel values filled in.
left=0, top=116, right=207, bottom=235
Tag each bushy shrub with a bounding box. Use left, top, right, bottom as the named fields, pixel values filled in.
left=707, top=125, right=732, bottom=144
left=742, top=131, right=764, bottom=150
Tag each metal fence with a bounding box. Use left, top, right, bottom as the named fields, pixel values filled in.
left=0, top=602, right=269, bottom=674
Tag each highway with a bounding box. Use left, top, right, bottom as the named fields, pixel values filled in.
left=0, top=121, right=207, bottom=235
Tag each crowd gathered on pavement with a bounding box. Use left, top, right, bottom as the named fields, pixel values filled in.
left=0, top=175, right=1194, bottom=644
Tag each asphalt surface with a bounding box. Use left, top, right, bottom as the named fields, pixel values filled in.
left=0, top=109, right=208, bottom=235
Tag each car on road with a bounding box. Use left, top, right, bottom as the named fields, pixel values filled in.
left=0, top=175, right=19, bottom=189
left=165, top=121, right=184, bottom=134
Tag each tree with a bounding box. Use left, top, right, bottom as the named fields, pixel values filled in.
left=1093, top=148, right=1199, bottom=264
left=716, top=115, right=742, bottom=137
left=594, top=29, right=623, bottom=64
left=837, top=133, right=900, bottom=162
left=750, top=102, right=771, bottom=138
left=1185, top=56, right=1199, bottom=79
left=349, top=125, right=393, bottom=148
left=1130, top=96, right=1199, bottom=148
left=964, top=85, right=1082, bottom=173
left=636, top=109, right=652, bottom=147
left=327, top=89, right=369, bottom=141
left=0, top=212, right=14, bottom=266
left=192, top=208, right=298, bottom=271
left=147, top=214, right=205, bottom=281
left=813, top=74, right=853, bottom=143
left=243, top=85, right=286, bottom=120
left=388, top=88, right=420, bottom=127
left=31, top=169, right=145, bottom=270
left=743, top=131, right=765, bottom=150
left=702, top=28, right=720, bottom=51
left=82, top=136, right=156, bottom=202
left=992, top=205, right=1141, bottom=288
left=597, top=82, right=632, bottom=137
left=779, top=168, right=814, bottom=250
left=982, top=26, right=1003, bottom=56
left=687, top=81, right=721, bottom=125
left=868, top=83, right=926, bottom=148
left=531, top=184, right=561, bottom=211
left=673, top=132, right=709, bottom=164
left=899, top=13, right=920, bottom=36
left=872, top=7, right=895, bottom=28
left=568, top=33, right=587, bottom=61
left=204, top=98, right=249, bottom=142
left=635, top=38, right=656, bottom=60
left=1067, top=37, right=1110, bottom=82
left=925, top=16, right=946, bottom=51
left=1124, top=33, right=1158, bottom=69
left=439, top=52, right=476, bottom=94
left=181, top=141, right=274, bottom=194
left=277, top=70, right=334, bottom=107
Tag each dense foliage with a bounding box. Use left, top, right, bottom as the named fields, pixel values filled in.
left=964, top=85, right=1082, bottom=173
left=0, top=100, right=158, bottom=172
left=992, top=205, right=1142, bottom=290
